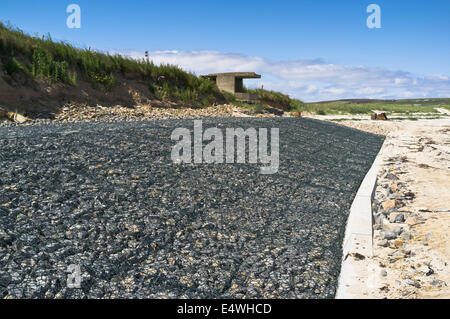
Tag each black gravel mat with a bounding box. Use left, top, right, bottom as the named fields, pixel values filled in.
left=0, top=118, right=384, bottom=299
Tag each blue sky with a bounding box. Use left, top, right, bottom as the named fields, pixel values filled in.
left=1, top=0, right=449, bottom=101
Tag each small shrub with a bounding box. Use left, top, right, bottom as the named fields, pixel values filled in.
left=247, top=88, right=304, bottom=111
left=176, top=88, right=197, bottom=104
left=148, top=83, right=157, bottom=94
left=316, top=109, right=326, bottom=115
left=222, top=91, right=236, bottom=103
left=30, top=46, right=75, bottom=84
left=0, top=38, right=8, bottom=55
left=88, top=71, right=115, bottom=90
left=4, top=57, right=23, bottom=75
left=201, top=98, right=211, bottom=107
left=154, top=88, right=165, bottom=100
left=69, top=71, right=77, bottom=86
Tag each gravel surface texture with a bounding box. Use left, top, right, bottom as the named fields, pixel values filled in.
left=0, top=118, right=384, bottom=299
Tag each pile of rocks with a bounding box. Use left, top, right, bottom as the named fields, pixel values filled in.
left=0, top=103, right=286, bottom=127
left=0, top=118, right=384, bottom=299
left=371, top=113, right=389, bottom=121
left=371, top=162, right=446, bottom=297
left=373, top=169, right=417, bottom=254
left=0, top=107, right=29, bottom=124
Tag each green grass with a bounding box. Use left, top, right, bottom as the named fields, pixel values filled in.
left=389, top=115, right=447, bottom=121
left=303, top=99, right=450, bottom=115
left=330, top=118, right=363, bottom=122
left=245, top=88, right=305, bottom=111
left=30, top=46, right=76, bottom=84
left=0, top=21, right=223, bottom=105
left=4, top=57, right=24, bottom=75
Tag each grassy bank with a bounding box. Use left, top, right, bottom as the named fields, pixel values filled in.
left=245, top=88, right=305, bottom=112
left=0, top=22, right=225, bottom=112
left=1, top=21, right=309, bottom=117
left=302, top=99, right=450, bottom=115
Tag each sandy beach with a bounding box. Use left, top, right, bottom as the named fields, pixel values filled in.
left=327, top=117, right=450, bottom=298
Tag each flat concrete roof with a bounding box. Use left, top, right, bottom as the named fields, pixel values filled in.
left=201, top=72, right=261, bottom=79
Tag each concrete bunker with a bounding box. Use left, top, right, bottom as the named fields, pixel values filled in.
left=201, top=72, right=261, bottom=102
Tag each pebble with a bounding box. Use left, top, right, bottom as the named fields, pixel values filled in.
left=393, top=226, right=403, bottom=236
left=382, top=231, right=398, bottom=240
left=390, top=213, right=405, bottom=223
left=385, top=173, right=399, bottom=181
left=401, top=232, right=412, bottom=240
left=405, top=278, right=420, bottom=288
left=377, top=239, right=389, bottom=247
left=431, top=280, right=441, bottom=287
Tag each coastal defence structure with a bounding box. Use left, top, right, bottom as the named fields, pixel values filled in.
left=200, top=72, right=261, bottom=102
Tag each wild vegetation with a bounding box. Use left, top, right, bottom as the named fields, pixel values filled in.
left=245, top=88, right=305, bottom=112
left=0, top=22, right=312, bottom=117
left=0, top=21, right=223, bottom=107
left=302, top=99, right=450, bottom=115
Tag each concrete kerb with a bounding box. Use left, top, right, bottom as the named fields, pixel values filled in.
left=335, top=139, right=387, bottom=299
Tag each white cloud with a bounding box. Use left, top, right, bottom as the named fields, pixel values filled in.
left=355, top=87, right=385, bottom=95
left=304, top=85, right=318, bottom=94
left=394, top=78, right=410, bottom=85
left=321, top=87, right=347, bottom=95
left=429, top=74, right=449, bottom=81
left=116, top=50, right=450, bottom=102
left=397, top=91, right=422, bottom=98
